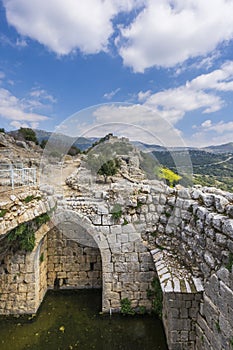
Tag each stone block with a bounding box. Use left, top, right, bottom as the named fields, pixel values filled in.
left=222, top=219, right=233, bottom=239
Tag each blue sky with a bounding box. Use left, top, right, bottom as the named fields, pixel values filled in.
left=0, top=0, right=233, bottom=146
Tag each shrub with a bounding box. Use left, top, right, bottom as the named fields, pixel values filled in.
left=157, top=167, right=182, bottom=187
left=97, top=158, right=120, bottom=183
left=7, top=213, right=50, bottom=252
left=19, top=127, right=38, bottom=144
left=40, top=253, right=44, bottom=263
left=111, top=203, right=123, bottom=221
left=147, top=277, right=163, bottom=318
left=68, top=145, right=81, bottom=156
left=40, top=139, right=48, bottom=149
left=120, top=298, right=135, bottom=315
left=8, top=223, right=35, bottom=252
left=226, top=253, right=233, bottom=272
left=0, top=209, right=7, bottom=218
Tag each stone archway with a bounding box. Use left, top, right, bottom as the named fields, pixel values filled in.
left=51, top=209, right=110, bottom=311
left=46, top=226, right=102, bottom=290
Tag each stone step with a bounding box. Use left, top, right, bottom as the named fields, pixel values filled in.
left=151, top=248, right=204, bottom=294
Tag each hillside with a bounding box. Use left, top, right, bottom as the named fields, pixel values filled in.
left=152, top=148, right=233, bottom=192
left=1, top=128, right=233, bottom=192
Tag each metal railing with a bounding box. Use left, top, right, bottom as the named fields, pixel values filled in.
left=0, top=164, right=37, bottom=191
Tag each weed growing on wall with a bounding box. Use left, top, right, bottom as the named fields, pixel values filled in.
left=111, top=203, right=123, bottom=221
left=147, top=277, right=163, bottom=318
left=120, top=298, right=135, bottom=315
left=225, top=252, right=233, bottom=272
left=7, top=213, right=50, bottom=252
left=0, top=209, right=7, bottom=218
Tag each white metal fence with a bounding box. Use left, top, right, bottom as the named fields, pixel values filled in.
left=0, top=164, right=37, bottom=191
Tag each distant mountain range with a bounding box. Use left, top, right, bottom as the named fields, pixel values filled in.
left=34, top=129, right=233, bottom=154
left=204, top=142, right=233, bottom=154
left=34, top=129, right=97, bottom=151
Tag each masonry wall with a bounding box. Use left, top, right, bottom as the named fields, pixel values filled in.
left=0, top=249, right=37, bottom=314
left=0, top=223, right=103, bottom=314
left=1, top=182, right=233, bottom=349
left=163, top=293, right=201, bottom=350
left=64, top=183, right=233, bottom=349
left=151, top=187, right=233, bottom=350
left=47, top=228, right=102, bottom=289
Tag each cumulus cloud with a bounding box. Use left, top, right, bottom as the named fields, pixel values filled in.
left=200, top=119, right=233, bottom=134
left=140, top=61, right=233, bottom=124
left=189, top=61, right=233, bottom=91
left=3, top=0, right=145, bottom=55
left=143, top=86, right=223, bottom=124
left=117, top=0, right=233, bottom=71
left=90, top=104, right=185, bottom=146
left=190, top=119, right=233, bottom=146
left=0, top=88, right=51, bottom=129
left=4, top=0, right=233, bottom=70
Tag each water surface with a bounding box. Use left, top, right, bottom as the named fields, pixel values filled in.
left=0, top=290, right=168, bottom=350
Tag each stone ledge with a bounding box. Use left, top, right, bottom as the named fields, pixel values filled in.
left=151, top=248, right=204, bottom=294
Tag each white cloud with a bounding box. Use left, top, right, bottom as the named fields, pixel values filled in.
left=30, top=89, right=57, bottom=103
left=90, top=104, right=185, bottom=146
left=201, top=120, right=212, bottom=128
left=137, top=90, right=151, bottom=102
left=117, top=0, right=233, bottom=72
left=140, top=61, right=233, bottom=124
left=144, top=86, right=223, bottom=123
left=0, top=32, right=28, bottom=49
left=0, top=88, right=50, bottom=129
left=103, top=88, right=121, bottom=100
left=189, top=61, right=233, bottom=91
left=200, top=120, right=233, bottom=134
left=190, top=119, right=233, bottom=146
left=3, top=0, right=145, bottom=55
left=16, top=38, right=27, bottom=47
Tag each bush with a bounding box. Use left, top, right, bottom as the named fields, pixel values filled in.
left=7, top=213, right=50, bottom=252
left=157, top=167, right=182, bottom=187
left=111, top=203, right=123, bottom=221
left=147, top=277, right=163, bottom=318
left=19, top=127, right=38, bottom=144
left=226, top=253, right=233, bottom=272
left=120, top=298, right=135, bottom=315
left=68, top=145, right=81, bottom=156
left=40, top=139, right=48, bottom=149
left=0, top=209, right=7, bottom=217
left=97, top=158, right=120, bottom=183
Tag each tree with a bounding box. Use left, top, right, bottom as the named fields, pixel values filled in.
left=97, top=158, right=120, bottom=183
left=0, top=128, right=5, bottom=133
left=157, top=167, right=182, bottom=187
left=68, top=145, right=81, bottom=156
left=40, top=139, right=48, bottom=149
left=19, top=128, right=38, bottom=144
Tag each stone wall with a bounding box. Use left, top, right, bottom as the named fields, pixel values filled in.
left=0, top=222, right=50, bottom=314
left=47, top=227, right=102, bottom=289
left=196, top=269, right=233, bottom=350
left=0, top=181, right=233, bottom=349
left=53, top=210, right=156, bottom=312
left=61, top=181, right=233, bottom=349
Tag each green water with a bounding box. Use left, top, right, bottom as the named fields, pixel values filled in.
left=0, top=290, right=168, bottom=350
